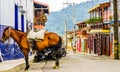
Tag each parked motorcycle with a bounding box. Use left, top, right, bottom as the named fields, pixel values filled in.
left=34, top=47, right=66, bottom=62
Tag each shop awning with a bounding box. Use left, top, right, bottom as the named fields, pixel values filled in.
left=88, top=29, right=110, bottom=33
left=34, top=0, right=50, bottom=14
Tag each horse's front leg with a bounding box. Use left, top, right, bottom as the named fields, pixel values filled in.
left=23, top=50, right=30, bottom=70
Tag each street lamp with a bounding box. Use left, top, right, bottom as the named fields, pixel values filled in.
left=18, top=5, right=26, bottom=15
left=63, top=2, right=68, bottom=49
left=18, top=5, right=23, bottom=12
left=72, top=3, right=76, bottom=53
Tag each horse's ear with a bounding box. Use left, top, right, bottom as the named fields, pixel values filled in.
left=7, top=26, right=13, bottom=29
left=4, top=26, right=9, bottom=30
left=6, top=26, right=9, bottom=28
left=4, top=26, right=13, bottom=31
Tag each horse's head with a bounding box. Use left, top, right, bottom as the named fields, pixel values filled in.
left=0, top=27, right=11, bottom=43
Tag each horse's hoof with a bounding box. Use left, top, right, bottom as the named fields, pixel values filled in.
left=52, top=66, right=59, bottom=69
left=25, top=65, right=30, bottom=71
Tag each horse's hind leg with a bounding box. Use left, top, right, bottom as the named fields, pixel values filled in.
left=53, top=56, right=60, bottom=69
left=56, top=57, right=60, bottom=68
left=53, top=49, right=62, bottom=69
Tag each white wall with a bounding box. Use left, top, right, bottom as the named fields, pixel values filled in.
left=25, top=0, right=34, bottom=31
left=26, top=0, right=34, bottom=24
left=1, top=0, right=14, bottom=26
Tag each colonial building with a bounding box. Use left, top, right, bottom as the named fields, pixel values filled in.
left=0, top=0, right=50, bottom=61
left=0, top=0, right=34, bottom=61
left=87, top=2, right=112, bottom=56
left=75, top=2, right=113, bottom=56
left=76, top=21, right=88, bottom=53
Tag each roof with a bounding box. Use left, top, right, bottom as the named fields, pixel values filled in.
left=100, top=2, right=110, bottom=6
left=88, top=4, right=100, bottom=12
left=88, top=2, right=110, bottom=13
left=76, top=21, right=86, bottom=25
left=34, top=0, right=50, bottom=14
left=76, top=20, right=88, bottom=25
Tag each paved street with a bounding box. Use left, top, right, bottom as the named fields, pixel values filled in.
left=19, top=51, right=120, bottom=72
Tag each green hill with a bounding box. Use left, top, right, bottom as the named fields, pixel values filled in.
left=45, top=0, right=109, bottom=35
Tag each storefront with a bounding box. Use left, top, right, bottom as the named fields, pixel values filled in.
left=88, top=30, right=112, bottom=56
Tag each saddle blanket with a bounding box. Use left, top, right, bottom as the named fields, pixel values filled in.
left=27, top=29, right=46, bottom=40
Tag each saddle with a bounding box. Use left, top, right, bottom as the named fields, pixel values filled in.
left=27, top=29, right=46, bottom=41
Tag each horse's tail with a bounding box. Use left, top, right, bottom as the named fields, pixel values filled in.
left=57, top=36, right=62, bottom=49
left=56, top=36, right=63, bottom=61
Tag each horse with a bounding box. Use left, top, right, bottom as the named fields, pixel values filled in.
left=0, top=27, right=62, bottom=70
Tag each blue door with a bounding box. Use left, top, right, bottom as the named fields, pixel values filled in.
left=15, top=5, right=18, bottom=30
left=21, top=15, right=24, bottom=32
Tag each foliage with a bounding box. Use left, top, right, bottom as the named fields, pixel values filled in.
left=86, top=17, right=103, bottom=24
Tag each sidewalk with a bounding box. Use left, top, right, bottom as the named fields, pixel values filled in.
left=0, top=55, right=34, bottom=72
left=80, top=52, right=114, bottom=59
left=67, top=51, right=114, bottom=60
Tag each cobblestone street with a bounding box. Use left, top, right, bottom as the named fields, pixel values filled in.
left=19, top=51, right=120, bottom=72
left=42, top=52, right=120, bottom=72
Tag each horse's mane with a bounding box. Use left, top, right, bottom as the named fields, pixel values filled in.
left=4, top=26, right=26, bottom=33
left=13, top=28, right=24, bottom=32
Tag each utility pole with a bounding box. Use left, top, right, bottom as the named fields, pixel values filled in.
left=65, top=20, right=67, bottom=49
left=63, top=1, right=68, bottom=49
left=113, top=0, right=119, bottom=59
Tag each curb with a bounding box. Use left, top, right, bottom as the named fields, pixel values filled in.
left=0, top=60, right=33, bottom=72
left=0, top=55, right=34, bottom=72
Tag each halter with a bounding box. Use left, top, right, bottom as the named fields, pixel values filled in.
left=1, top=38, right=5, bottom=42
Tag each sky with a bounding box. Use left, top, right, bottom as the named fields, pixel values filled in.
left=35, top=0, right=91, bottom=12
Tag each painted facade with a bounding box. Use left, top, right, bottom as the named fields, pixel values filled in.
left=75, top=2, right=114, bottom=57
left=76, top=21, right=88, bottom=53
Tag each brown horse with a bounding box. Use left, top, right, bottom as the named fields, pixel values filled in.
left=0, top=27, right=62, bottom=70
